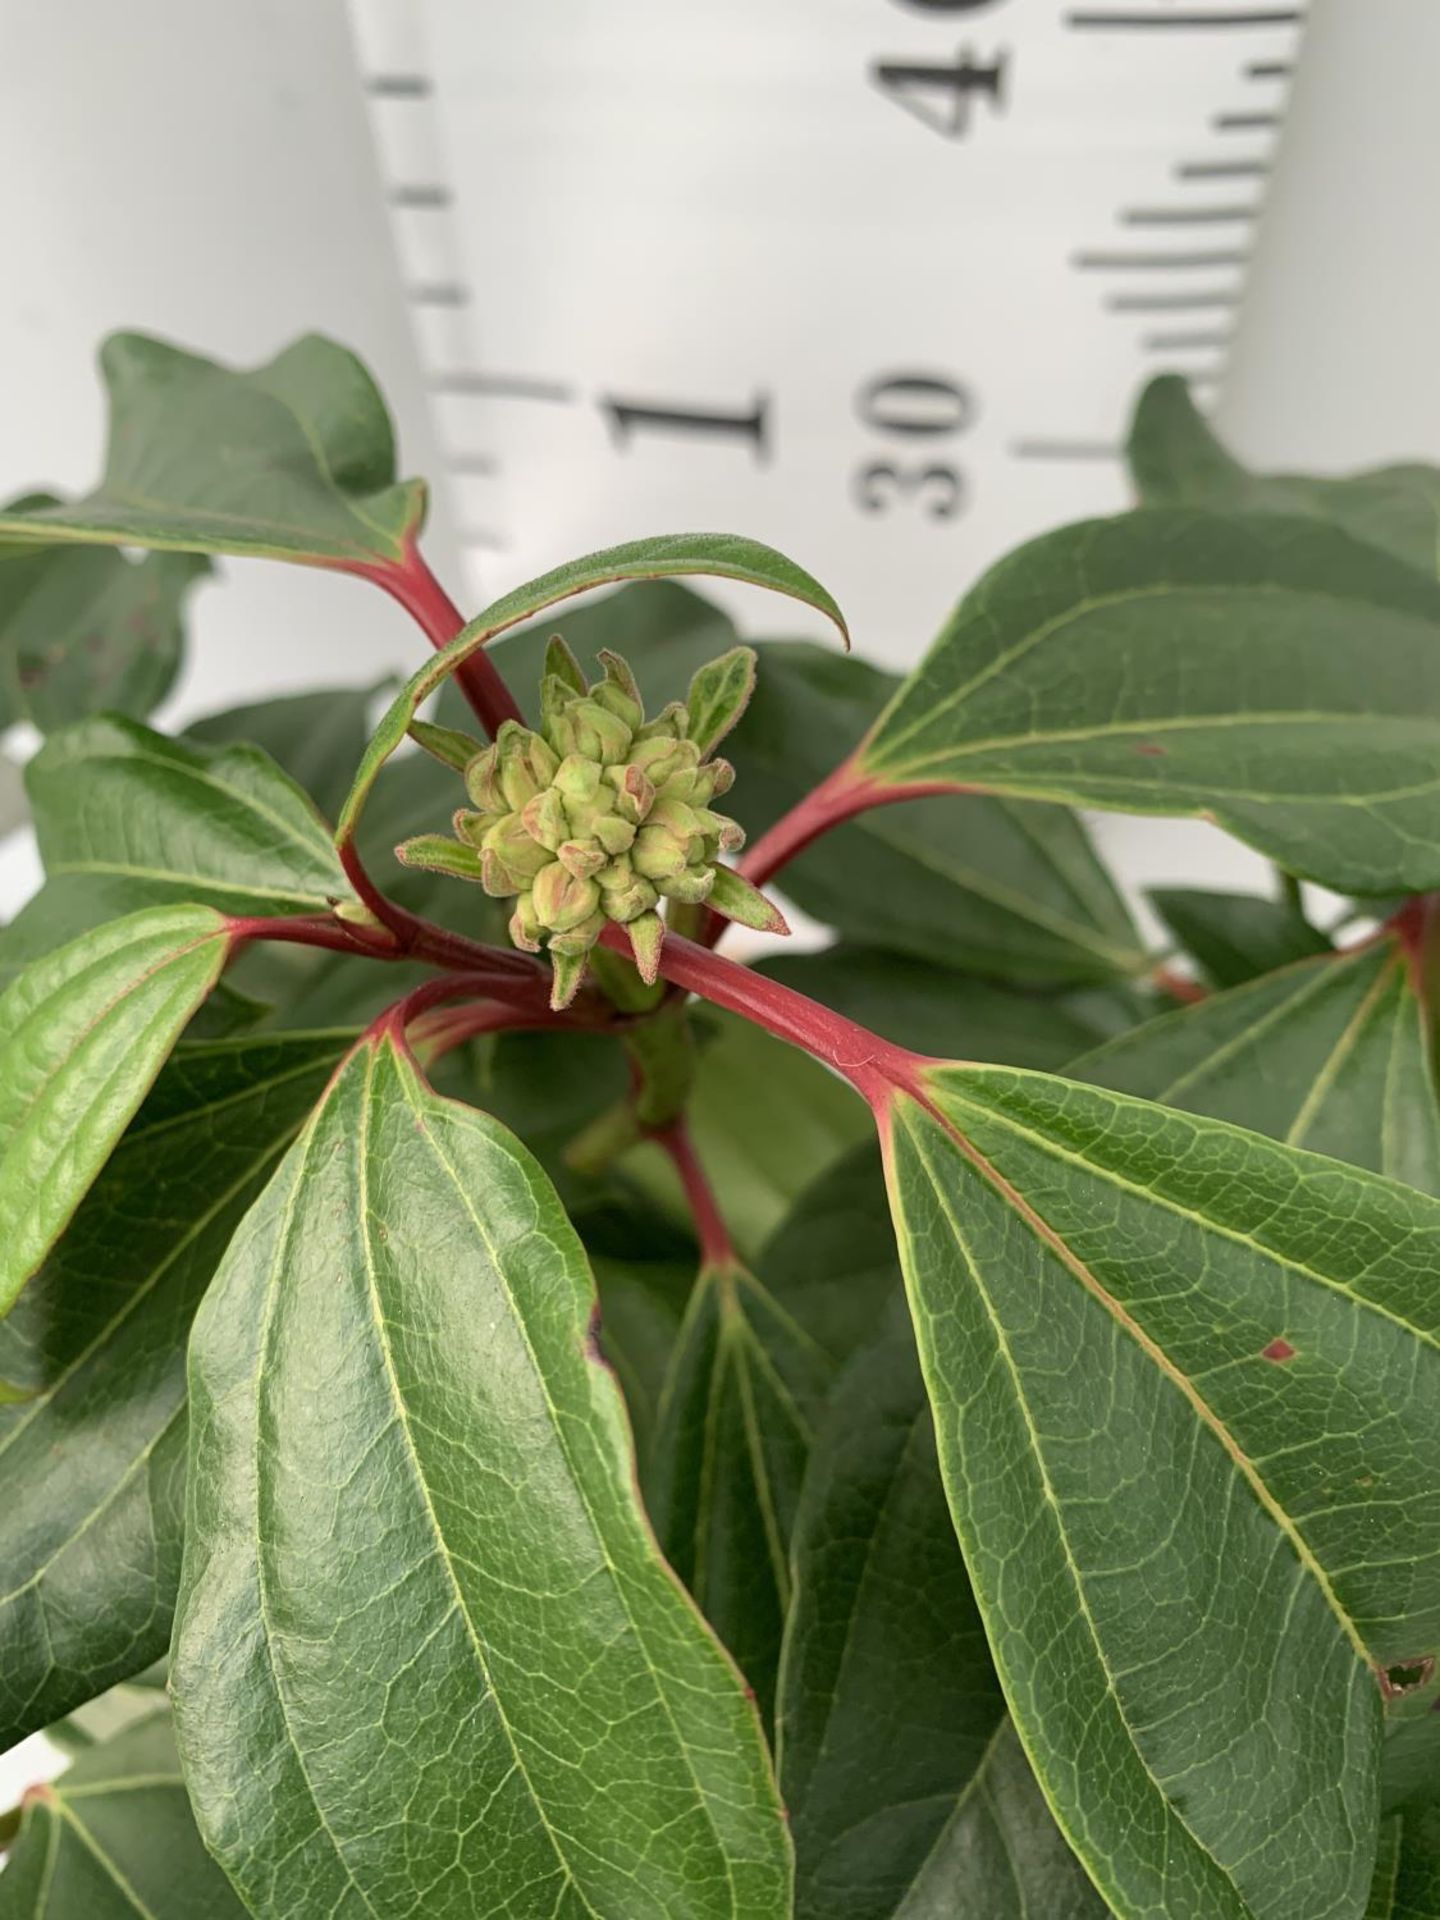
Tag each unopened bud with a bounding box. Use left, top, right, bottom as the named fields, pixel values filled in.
left=605, top=763, right=656, bottom=826
left=548, top=908, right=607, bottom=957
left=632, top=822, right=692, bottom=883
left=557, top=838, right=608, bottom=880
left=521, top=787, right=569, bottom=853
left=482, top=813, right=552, bottom=884
left=552, top=698, right=633, bottom=765
left=597, top=857, right=659, bottom=923
left=465, top=744, right=506, bottom=813
left=634, top=701, right=689, bottom=744
left=509, top=891, right=544, bottom=952
left=533, top=862, right=601, bottom=934
left=496, top=722, right=560, bottom=810
left=589, top=651, right=644, bottom=732
left=453, top=807, right=503, bottom=848
left=657, top=865, right=716, bottom=906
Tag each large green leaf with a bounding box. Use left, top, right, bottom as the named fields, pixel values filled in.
left=882, top=1063, right=1440, bottom=1919
left=856, top=509, right=1440, bottom=896
left=0, top=334, right=426, bottom=570
left=780, top=1295, right=1106, bottom=1918
left=1079, top=935, right=1440, bottom=1194
left=1130, top=376, right=1440, bottom=582
left=0, top=1031, right=348, bottom=1752
left=187, top=682, right=381, bottom=820
left=732, top=643, right=1145, bottom=984
left=648, top=1147, right=899, bottom=1727
left=648, top=1262, right=832, bottom=1727
left=1150, top=884, right=1331, bottom=988
left=0, top=497, right=207, bottom=733
left=0, top=1714, right=246, bottom=1918
left=173, top=1034, right=790, bottom=1919
left=26, top=716, right=352, bottom=917
left=339, top=534, right=848, bottom=844
left=761, top=947, right=1140, bottom=1067
left=0, top=907, right=231, bottom=1316
left=1367, top=1805, right=1440, bottom=1919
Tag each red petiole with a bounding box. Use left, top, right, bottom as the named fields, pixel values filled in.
left=353, top=538, right=523, bottom=736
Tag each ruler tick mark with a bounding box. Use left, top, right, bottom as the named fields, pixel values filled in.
left=429, top=372, right=577, bottom=404
left=1175, top=159, right=1270, bottom=179
left=407, top=283, right=471, bottom=308
left=1246, top=60, right=1293, bottom=77
left=1067, top=9, right=1302, bottom=26
left=365, top=74, right=432, bottom=99
left=1122, top=205, right=1258, bottom=225
left=1011, top=439, right=1120, bottom=462
left=1142, top=328, right=1234, bottom=350
left=1214, top=111, right=1281, bottom=131
left=1074, top=249, right=1249, bottom=270
left=1109, top=290, right=1238, bottom=311
left=389, top=184, right=454, bottom=209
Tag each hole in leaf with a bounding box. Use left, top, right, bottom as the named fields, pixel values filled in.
left=1380, top=1656, right=1435, bottom=1700
left=1261, top=1337, right=1296, bottom=1363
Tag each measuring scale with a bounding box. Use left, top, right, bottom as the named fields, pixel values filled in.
left=353, top=0, right=1303, bottom=664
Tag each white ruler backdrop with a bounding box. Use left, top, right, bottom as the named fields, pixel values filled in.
left=353, top=0, right=1303, bottom=666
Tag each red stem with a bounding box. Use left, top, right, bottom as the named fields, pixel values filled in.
left=614, top=924, right=921, bottom=1105
left=654, top=1121, right=737, bottom=1268
left=353, top=539, right=523, bottom=736
left=226, top=911, right=399, bottom=959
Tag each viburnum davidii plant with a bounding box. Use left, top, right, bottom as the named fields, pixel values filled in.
left=2, top=343, right=1440, bottom=1920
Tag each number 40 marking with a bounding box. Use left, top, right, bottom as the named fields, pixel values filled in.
left=874, top=0, right=1010, bottom=141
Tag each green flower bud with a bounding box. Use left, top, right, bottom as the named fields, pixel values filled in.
left=589, top=651, right=645, bottom=732
left=692, top=807, right=745, bottom=854
left=533, top=862, right=601, bottom=934
left=657, top=865, right=716, bottom=906
left=593, top=813, right=636, bottom=856
left=557, top=838, right=608, bottom=880
left=551, top=698, right=633, bottom=765
left=596, top=856, right=658, bottom=923
left=547, top=909, right=607, bottom=957
left=453, top=807, right=504, bottom=848
left=630, top=735, right=699, bottom=790
left=482, top=814, right=552, bottom=883
left=605, top=763, right=656, bottom=826
left=632, top=822, right=692, bottom=883
left=521, top=787, right=569, bottom=853
left=496, top=722, right=560, bottom=810
left=465, top=744, right=506, bottom=813
left=646, top=797, right=706, bottom=854
left=509, top=891, right=544, bottom=952
left=694, top=758, right=735, bottom=802
left=633, top=701, right=689, bottom=744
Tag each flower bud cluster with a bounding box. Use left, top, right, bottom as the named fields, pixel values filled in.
left=400, top=642, right=777, bottom=1006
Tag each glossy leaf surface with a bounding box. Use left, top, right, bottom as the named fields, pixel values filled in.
left=1367, top=1805, right=1440, bottom=1919
left=0, top=501, right=207, bottom=732
left=173, top=1035, right=790, bottom=1920
left=884, top=1063, right=1440, bottom=1919
left=0, top=333, right=425, bottom=569
left=27, top=716, right=351, bottom=916
left=1131, top=376, right=1440, bottom=582
left=187, top=682, right=380, bottom=820
left=1151, top=884, right=1330, bottom=988
left=858, top=510, right=1440, bottom=895
left=340, top=534, right=848, bottom=842
left=733, top=643, right=1144, bottom=983
left=1079, top=936, right=1440, bottom=1193
left=0, top=907, right=230, bottom=1316
left=0, top=1032, right=348, bottom=1751
left=0, top=1714, right=246, bottom=1919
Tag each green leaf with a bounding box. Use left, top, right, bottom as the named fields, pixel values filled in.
left=26, top=715, right=352, bottom=917
left=0, top=497, right=208, bottom=732
left=0, top=1031, right=349, bottom=1752
left=731, top=643, right=1145, bottom=984
left=778, top=1295, right=996, bottom=1918
left=1366, top=1805, right=1440, bottom=1919
left=1130, top=375, right=1440, bottom=581
left=649, top=1147, right=900, bottom=1726
left=0, top=333, right=426, bottom=569
left=187, top=681, right=381, bottom=820
left=761, top=947, right=1141, bottom=1068
left=856, top=509, right=1440, bottom=896
left=648, top=1262, right=832, bottom=1726
left=884, top=1062, right=1440, bottom=1918
left=687, top=645, right=757, bottom=755
left=340, top=534, right=848, bottom=845
left=0, top=907, right=230, bottom=1317
left=623, top=1011, right=871, bottom=1260
left=1078, top=935, right=1440, bottom=1193
left=1151, top=884, right=1331, bottom=988
left=173, top=1034, right=791, bottom=1919
left=0, top=1714, right=247, bottom=1919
